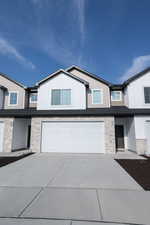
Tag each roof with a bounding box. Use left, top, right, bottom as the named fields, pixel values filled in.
left=36, top=69, right=89, bottom=86
left=0, top=85, right=7, bottom=91
left=25, top=86, right=38, bottom=93
left=110, top=84, right=124, bottom=90
left=66, top=65, right=112, bottom=86
left=0, top=72, right=26, bottom=89
left=123, top=67, right=150, bottom=87
left=1, top=106, right=150, bottom=118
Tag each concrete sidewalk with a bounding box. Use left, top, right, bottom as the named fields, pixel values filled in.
left=0, top=153, right=148, bottom=225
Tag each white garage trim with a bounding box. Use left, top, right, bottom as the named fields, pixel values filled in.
left=0, top=122, right=4, bottom=152
left=41, top=121, right=105, bottom=153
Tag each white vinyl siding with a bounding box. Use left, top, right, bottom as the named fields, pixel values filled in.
left=41, top=121, right=105, bottom=153
left=111, top=91, right=122, bottom=101
left=92, top=89, right=103, bottom=104
left=9, top=92, right=18, bottom=105
left=144, top=87, right=150, bottom=104
left=51, top=89, right=71, bottom=105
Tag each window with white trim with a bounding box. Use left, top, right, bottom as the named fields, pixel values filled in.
left=92, top=89, right=103, bottom=104
left=144, top=87, right=150, bottom=104
left=9, top=92, right=18, bottom=105
left=30, top=93, right=37, bottom=103
left=51, top=89, right=71, bottom=105
left=111, top=91, right=122, bottom=101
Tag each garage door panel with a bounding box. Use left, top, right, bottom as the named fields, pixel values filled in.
left=41, top=121, right=105, bottom=153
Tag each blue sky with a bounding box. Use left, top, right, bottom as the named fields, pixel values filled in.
left=0, top=0, right=150, bottom=86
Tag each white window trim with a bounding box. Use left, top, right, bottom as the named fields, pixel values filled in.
left=8, top=91, right=19, bottom=106
left=51, top=89, right=72, bottom=106
left=143, top=86, right=150, bottom=105
left=111, top=91, right=122, bottom=101
left=92, top=89, right=103, bottom=105
left=30, top=93, right=37, bottom=103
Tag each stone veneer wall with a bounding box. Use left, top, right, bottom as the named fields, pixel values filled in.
left=136, top=139, right=147, bottom=155
left=30, top=116, right=116, bottom=154
left=0, top=118, right=14, bottom=152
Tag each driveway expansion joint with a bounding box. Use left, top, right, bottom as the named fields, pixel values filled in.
left=96, top=189, right=103, bottom=220
left=46, top=159, right=67, bottom=187
left=17, top=187, right=44, bottom=217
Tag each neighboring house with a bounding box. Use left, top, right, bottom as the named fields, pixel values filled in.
left=0, top=66, right=150, bottom=155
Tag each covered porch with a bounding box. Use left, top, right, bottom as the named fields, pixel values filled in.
left=115, top=117, right=136, bottom=153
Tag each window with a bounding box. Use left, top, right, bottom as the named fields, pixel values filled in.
left=51, top=89, right=71, bottom=105
left=30, top=93, right=37, bottom=103
left=92, top=89, right=102, bottom=104
left=9, top=92, right=18, bottom=105
left=144, top=87, right=150, bottom=104
left=111, top=91, right=122, bottom=101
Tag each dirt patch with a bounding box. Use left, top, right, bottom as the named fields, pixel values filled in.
left=0, top=153, right=34, bottom=168
left=116, top=158, right=150, bottom=190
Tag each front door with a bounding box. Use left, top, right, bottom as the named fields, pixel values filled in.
left=27, top=125, right=31, bottom=149
left=115, top=125, right=124, bottom=149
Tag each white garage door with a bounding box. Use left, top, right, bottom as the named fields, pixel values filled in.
left=0, top=122, right=4, bottom=152
left=41, top=121, right=105, bottom=153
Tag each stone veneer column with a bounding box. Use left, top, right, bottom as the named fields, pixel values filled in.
left=1, top=118, right=14, bottom=152
left=30, top=118, right=41, bottom=153
left=105, top=117, right=116, bottom=153
left=136, top=139, right=147, bottom=155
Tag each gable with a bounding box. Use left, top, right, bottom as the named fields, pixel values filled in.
left=37, top=69, right=89, bottom=87
left=123, top=67, right=150, bottom=87
left=39, top=72, right=87, bottom=88
left=128, top=70, right=150, bottom=87
left=0, top=73, right=25, bottom=90
left=37, top=71, right=86, bottom=110
left=66, top=66, right=111, bottom=86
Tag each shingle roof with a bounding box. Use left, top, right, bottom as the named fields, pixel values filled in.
left=1, top=106, right=150, bottom=118
left=0, top=72, right=26, bottom=89
left=123, top=67, right=150, bottom=87
left=36, top=69, right=89, bottom=86
left=66, top=65, right=112, bottom=86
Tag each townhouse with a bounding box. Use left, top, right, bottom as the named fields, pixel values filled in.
left=0, top=66, right=150, bottom=155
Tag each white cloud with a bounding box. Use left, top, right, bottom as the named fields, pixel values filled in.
left=120, top=55, right=150, bottom=82
left=0, top=37, right=36, bottom=70
left=30, top=0, right=87, bottom=66
left=73, top=0, right=86, bottom=41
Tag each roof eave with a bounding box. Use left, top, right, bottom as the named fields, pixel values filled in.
left=66, top=65, right=112, bottom=87
left=36, top=69, right=89, bottom=87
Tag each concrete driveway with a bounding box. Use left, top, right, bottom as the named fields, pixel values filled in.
left=0, top=153, right=149, bottom=225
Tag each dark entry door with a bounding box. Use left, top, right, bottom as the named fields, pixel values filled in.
left=115, top=125, right=124, bottom=149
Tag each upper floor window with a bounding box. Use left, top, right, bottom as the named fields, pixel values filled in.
left=9, top=92, right=18, bottom=105
left=111, top=91, right=122, bottom=101
left=144, top=87, right=150, bottom=104
left=30, top=93, right=37, bottom=103
left=51, top=89, right=71, bottom=105
left=92, top=89, right=103, bottom=104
